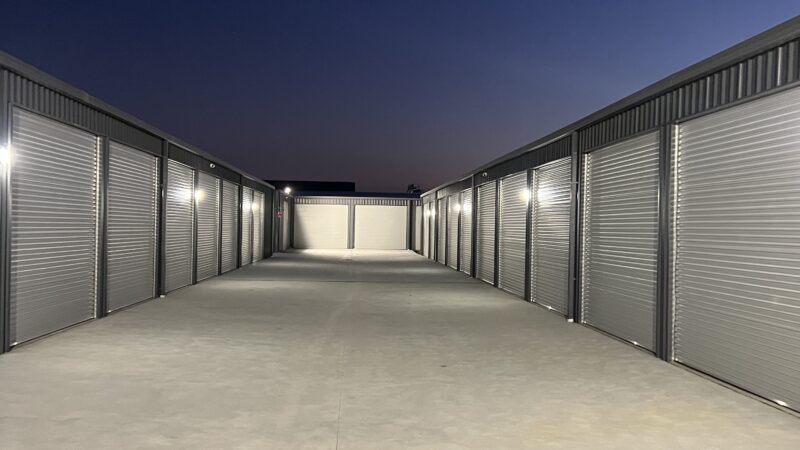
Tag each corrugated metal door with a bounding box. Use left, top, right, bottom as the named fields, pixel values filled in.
left=437, top=199, right=446, bottom=264
left=476, top=182, right=496, bottom=284
left=107, top=142, right=158, bottom=312
left=354, top=205, right=407, bottom=249
left=581, top=132, right=659, bottom=350
left=423, top=203, right=430, bottom=257
left=498, top=172, right=528, bottom=298
left=460, top=188, right=472, bottom=275
left=293, top=204, right=349, bottom=248
left=165, top=160, right=195, bottom=292
left=196, top=172, right=220, bottom=281
left=9, top=109, right=100, bottom=343
left=447, top=194, right=459, bottom=270
left=414, top=205, right=422, bottom=252
left=674, top=87, right=800, bottom=411
left=531, top=158, right=572, bottom=314
left=220, top=180, right=239, bottom=273
left=253, top=191, right=264, bottom=261
left=281, top=197, right=290, bottom=250
left=241, top=187, right=253, bottom=266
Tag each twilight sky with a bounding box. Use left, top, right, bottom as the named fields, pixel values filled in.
left=1, top=1, right=798, bottom=192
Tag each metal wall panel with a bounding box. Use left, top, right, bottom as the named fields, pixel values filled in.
left=447, top=194, right=459, bottom=269
left=165, top=160, right=195, bottom=292
left=9, top=109, right=100, bottom=343
left=253, top=191, right=264, bottom=261
left=459, top=188, right=473, bottom=275
left=531, top=157, right=572, bottom=314
left=196, top=172, right=220, bottom=281
left=354, top=205, right=407, bottom=249
left=220, top=180, right=239, bottom=273
left=423, top=203, right=430, bottom=258
left=498, top=172, right=528, bottom=298
left=437, top=200, right=446, bottom=264
left=293, top=204, right=348, bottom=249
left=414, top=205, right=422, bottom=252
left=674, top=86, right=800, bottom=411
left=476, top=182, right=496, bottom=284
left=107, top=142, right=158, bottom=312
left=241, top=188, right=253, bottom=265
left=581, top=132, right=659, bottom=350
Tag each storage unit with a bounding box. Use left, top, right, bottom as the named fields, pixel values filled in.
left=9, top=109, right=100, bottom=343
left=293, top=204, right=348, bottom=249
left=476, top=181, right=496, bottom=285
left=498, top=172, right=528, bottom=298
left=196, top=172, right=220, bottom=281
left=281, top=197, right=290, bottom=250
left=459, top=188, right=472, bottom=275
left=530, top=157, right=572, bottom=314
left=253, top=191, right=264, bottom=261
left=423, top=203, right=430, bottom=258
left=165, top=160, right=195, bottom=292
left=354, top=205, right=407, bottom=249
left=220, top=180, right=239, bottom=273
left=414, top=204, right=422, bottom=252
left=673, top=86, right=800, bottom=411
left=241, top=187, right=253, bottom=266
left=107, top=141, right=159, bottom=312
left=437, top=199, right=446, bottom=264
left=581, top=132, right=659, bottom=350
left=447, top=194, right=459, bottom=270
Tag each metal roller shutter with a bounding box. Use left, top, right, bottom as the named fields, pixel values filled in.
left=220, top=180, right=239, bottom=273
left=460, top=189, right=472, bottom=275
left=253, top=191, right=264, bottom=261
left=414, top=205, right=422, bottom=252
left=674, top=87, right=800, bottom=411
left=354, top=205, right=407, bottom=249
left=437, top=200, right=446, bottom=264
left=165, top=160, right=195, bottom=292
left=581, top=132, right=659, bottom=350
left=281, top=197, right=290, bottom=250
left=498, top=172, right=528, bottom=298
left=294, top=204, right=348, bottom=249
left=447, top=194, right=459, bottom=269
left=196, top=172, right=220, bottom=281
left=107, top=142, right=158, bottom=312
left=531, top=157, right=572, bottom=314
left=241, top=188, right=253, bottom=266
left=9, top=109, right=100, bottom=343
left=423, top=204, right=430, bottom=257
left=476, top=182, right=496, bottom=284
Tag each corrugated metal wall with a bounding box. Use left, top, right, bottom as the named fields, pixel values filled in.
left=459, top=188, right=473, bottom=275
left=447, top=194, right=459, bottom=270
left=476, top=182, right=496, bottom=285
left=498, top=172, right=528, bottom=298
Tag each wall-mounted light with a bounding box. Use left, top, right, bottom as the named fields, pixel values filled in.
left=284, top=186, right=292, bottom=194
left=453, top=203, right=461, bottom=212
left=209, top=163, right=216, bottom=169
left=195, top=189, right=206, bottom=203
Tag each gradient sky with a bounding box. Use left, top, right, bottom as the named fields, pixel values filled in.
left=1, top=1, right=798, bottom=192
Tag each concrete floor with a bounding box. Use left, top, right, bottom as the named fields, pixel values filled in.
left=0, top=250, right=798, bottom=449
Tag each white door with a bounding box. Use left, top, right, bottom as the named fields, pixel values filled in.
left=354, top=205, right=407, bottom=249
left=294, top=204, right=349, bottom=249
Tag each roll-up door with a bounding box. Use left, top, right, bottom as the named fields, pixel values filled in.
left=498, top=172, right=528, bottom=297
left=281, top=197, right=290, bottom=250
left=476, top=182, right=496, bottom=284
left=354, top=205, right=407, bottom=249
left=437, top=199, right=446, bottom=264
left=673, top=87, right=800, bottom=411
left=220, top=180, right=239, bottom=273
left=165, top=160, right=195, bottom=292
left=107, top=142, right=158, bottom=312
left=531, top=157, right=572, bottom=314
left=447, top=194, right=459, bottom=270
left=414, top=205, right=422, bottom=252
left=460, top=188, right=473, bottom=275
left=241, top=188, right=253, bottom=266
left=581, top=132, right=659, bottom=350
left=9, top=109, right=100, bottom=343
left=294, top=204, right=348, bottom=248
left=196, top=172, right=220, bottom=281
left=423, top=203, right=430, bottom=257
left=253, top=191, right=264, bottom=261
